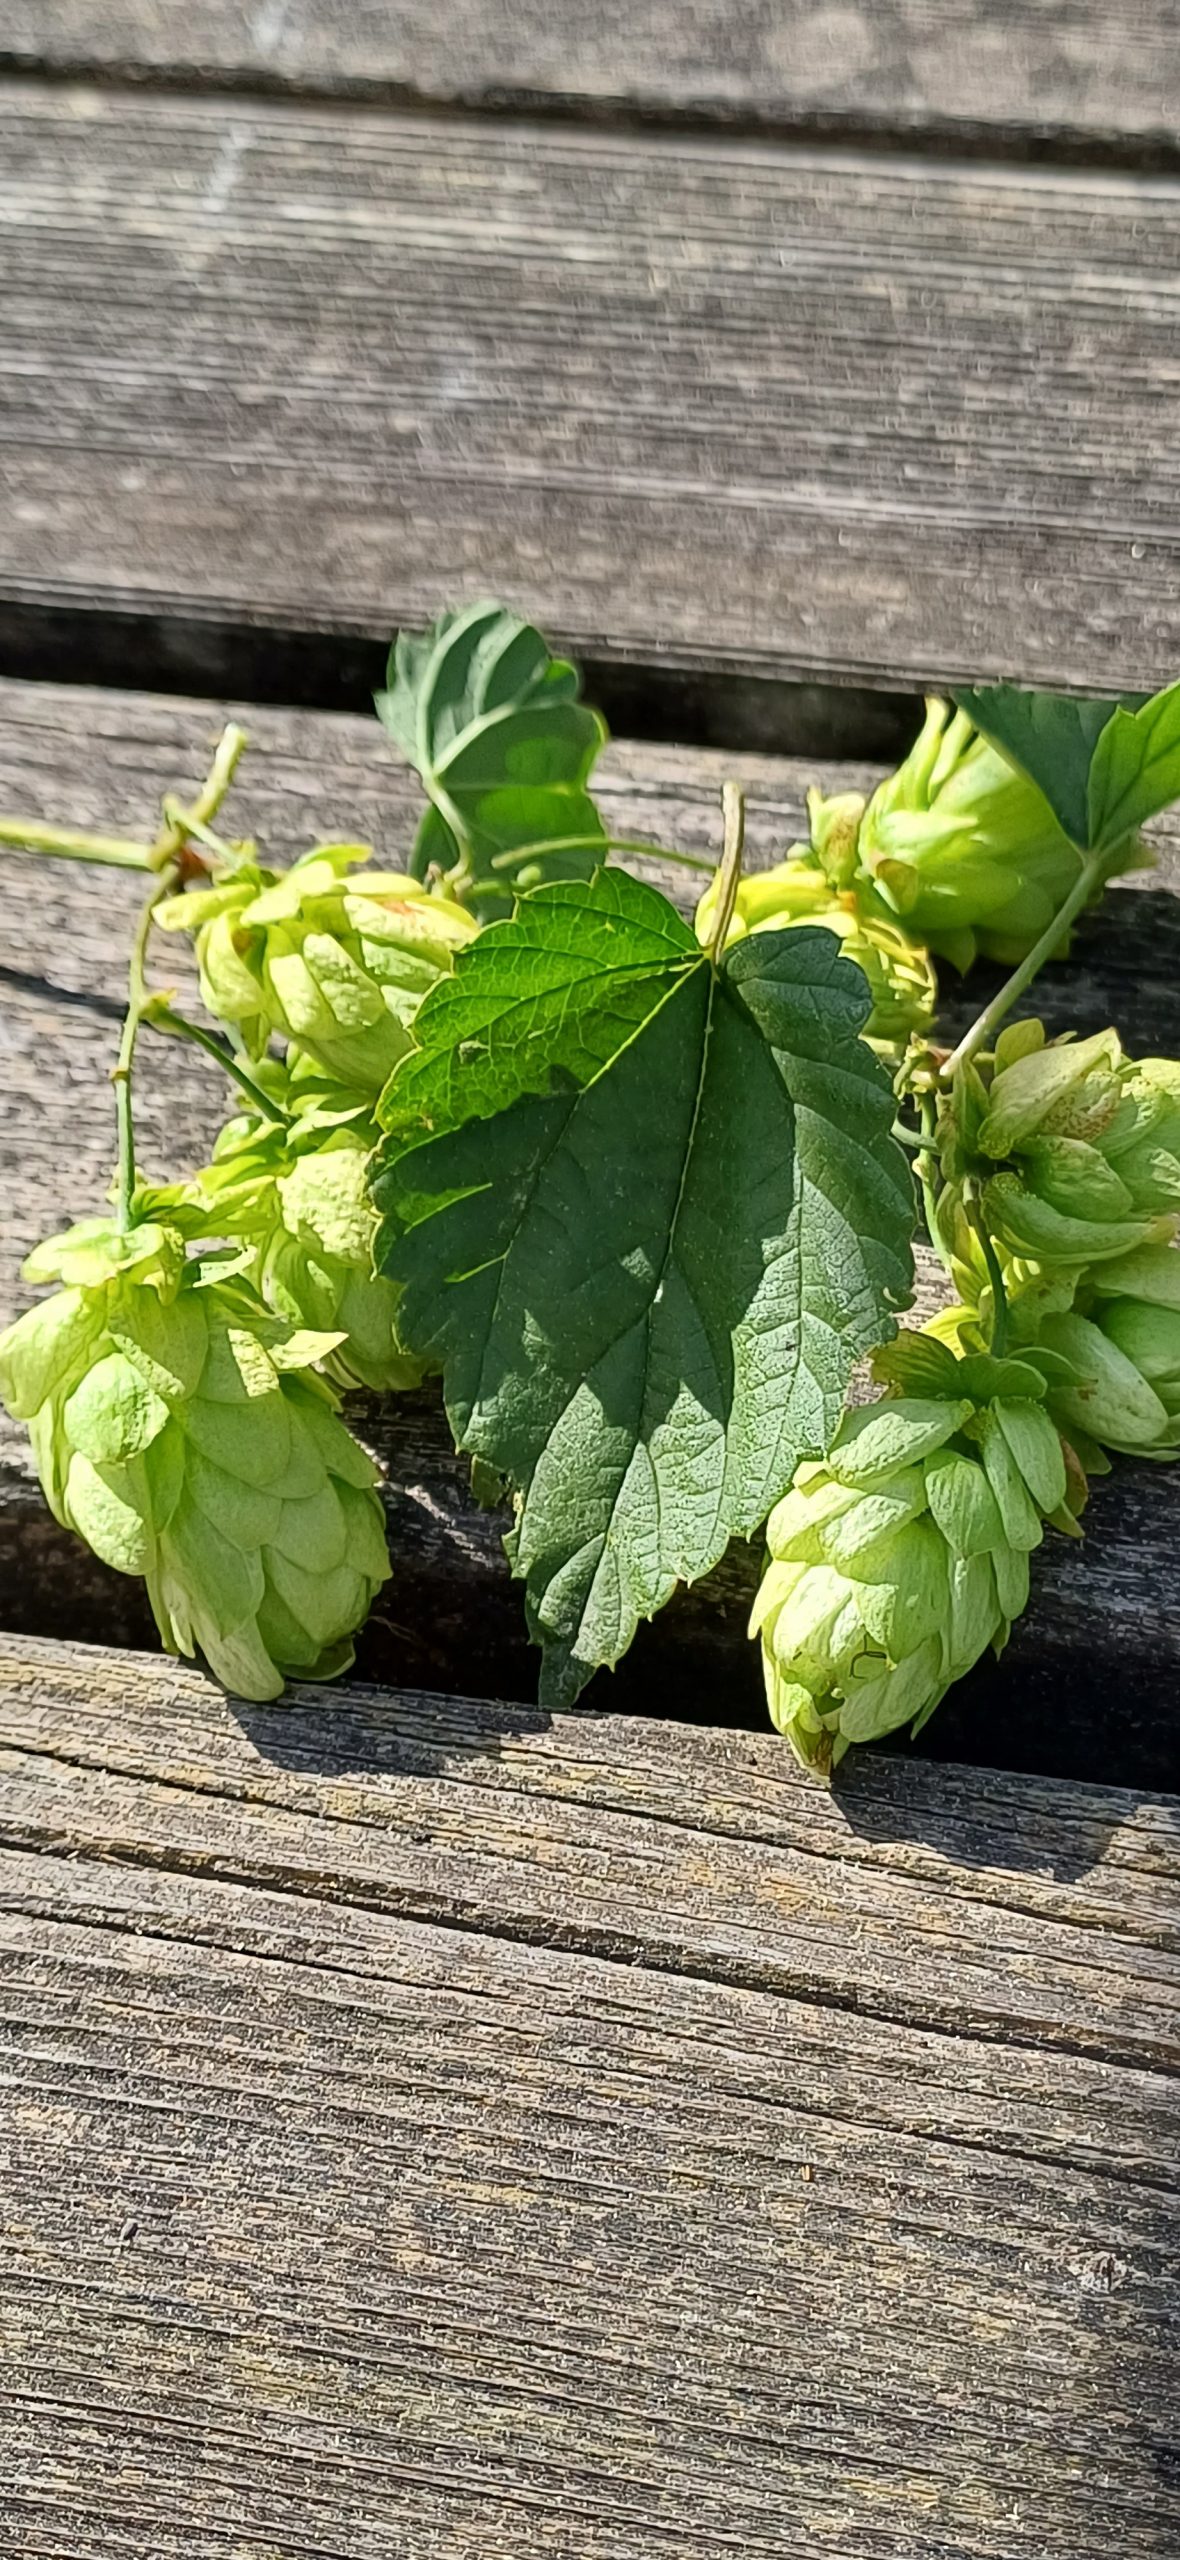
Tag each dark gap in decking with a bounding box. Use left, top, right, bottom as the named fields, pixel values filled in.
left=0, top=602, right=921, bottom=763
left=3, top=52, right=1180, bottom=176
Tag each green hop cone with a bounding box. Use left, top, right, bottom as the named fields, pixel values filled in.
left=176, top=1060, right=425, bottom=1396
left=939, top=1017, right=1180, bottom=1277
left=0, top=1217, right=390, bottom=1701
left=752, top=1334, right=1072, bottom=1778
left=854, top=698, right=1146, bottom=969
left=157, top=845, right=478, bottom=1092
left=694, top=831, right=936, bottom=1057
left=1040, top=1242, right=1180, bottom=1460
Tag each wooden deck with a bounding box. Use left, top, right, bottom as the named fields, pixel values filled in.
left=0, top=9, right=1177, bottom=2554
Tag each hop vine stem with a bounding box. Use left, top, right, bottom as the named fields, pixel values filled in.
left=940, top=848, right=1109, bottom=1081
left=111, top=724, right=250, bottom=1229
left=707, top=785, right=746, bottom=964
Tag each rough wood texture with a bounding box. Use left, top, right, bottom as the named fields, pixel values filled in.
left=1, top=1636, right=1178, bottom=2559
left=2, top=679, right=1180, bottom=1784
left=4, top=0, right=1180, bottom=161
left=2, top=85, right=1180, bottom=702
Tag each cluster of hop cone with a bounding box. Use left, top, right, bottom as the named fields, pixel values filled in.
left=1, top=679, right=1177, bottom=1775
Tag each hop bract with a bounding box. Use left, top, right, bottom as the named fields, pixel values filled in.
left=694, top=832, right=936, bottom=1056
left=157, top=846, right=478, bottom=1092
left=854, top=698, right=1145, bottom=969
left=0, top=1217, right=390, bottom=1701
left=1041, top=1242, right=1180, bottom=1462
left=177, top=1060, right=425, bottom=1397
left=753, top=1340, right=1070, bottom=1776
left=939, top=1018, right=1180, bottom=1279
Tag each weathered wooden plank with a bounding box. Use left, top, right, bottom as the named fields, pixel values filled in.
left=3, top=1633, right=1180, bottom=2065
left=2, top=86, right=1180, bottom=701
left=0, top=1641, right=1177, bottom=2557
left=2, top=679, right=1180, bottom=1783
left=4, top=0, right=1180, bottom=163
left=2, top=1873, right=1176, bottom=2559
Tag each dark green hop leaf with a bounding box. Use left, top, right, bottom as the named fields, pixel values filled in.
left=375, top=600, right=608, bottom=918
left=372, top=871, right=914, bottom=1706
left=951, top=679, right=1180, bottom=854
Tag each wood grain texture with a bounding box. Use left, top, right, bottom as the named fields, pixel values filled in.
left=0, top=1637, right=1178, bottom=2558
left=2, top=84, right=1180, bottom=700
left=5, top=1632, right=1180, bottom=2064
left=4, top=0, right=1180, bottom=161
left=3, top=678, right=1180, bottom=1784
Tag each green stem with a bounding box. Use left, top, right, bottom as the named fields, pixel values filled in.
left=111, top=723, right=253, bottom=1227
left=941, top=849, right=1108, bottom=1081
left=706, top=785, right=746, bottom=965
left=113, top=864, right=181, bottom=1229
left=145, top=1006, right=290, bottom=1122
left=487, top=832, right=718, bottom=877
left=916, top=1092, right=957, bottom=1281
left=967, top=1196, right=1010, bottom=1359
left=0, top=817, right=154, bottom=870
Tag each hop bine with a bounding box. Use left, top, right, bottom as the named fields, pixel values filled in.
left=0, top=1218, right=390, bottom=1701
left=156, top=845, right=478, bottom=1093
left=752, top=1333, right=1077, bottom=1777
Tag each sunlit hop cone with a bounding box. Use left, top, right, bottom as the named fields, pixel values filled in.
left=173, top=1060, right=426, bottom=1397
left=157, top=846, right=478, bottom=1092
left=694, top=827, right=937, bottom=1056
left=1039, top=1242, right=1180, bottom=1461
left=752, top=1334, right=1073, bottom=1776
left=0, top=1217, right=389, bottom=1700
left=938, top=1018, right=1180, bottom=1277
left=853, top=698, right=1146, bottom=969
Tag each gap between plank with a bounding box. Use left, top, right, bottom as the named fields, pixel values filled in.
left=3, top=50, right=1180, bottom=177
left=0, top=602, right=920, bottom=763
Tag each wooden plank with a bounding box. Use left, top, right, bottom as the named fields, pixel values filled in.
left=1, top=1640, right=1177, bottom=2558
left=4, top=0, right=1180, bottom=162
left=2, top=86, right=1180, bottom=701
left=3, top=679, right=1180, bottom=1783
left=4, top=1632, right=1180, bottom=2064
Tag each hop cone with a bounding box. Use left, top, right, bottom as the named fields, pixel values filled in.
left=1040, top=1243, right=1180, bottom=1462
left=695, top=820, right=936, bottom=1056
left=0, top=1218, right=389, bottom=1701
left=157, top=846, right=477, bottom=1093
left=753, top=1336, right=1071, bottom=1776
left=939, top=1017, right=1180, bottom=1277
left=854, top=698, right=1145, bottom=969
left=177, top=1060, right=425, bottom=1396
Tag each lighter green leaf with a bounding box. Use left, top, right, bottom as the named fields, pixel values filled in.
left=1087, top=682, right=1180, bottom=852
left=951, top=683, right=1148, bottom=848
left=376, top=601, right=607, bottom=918
left=373, top=873, right=914, bottom=1704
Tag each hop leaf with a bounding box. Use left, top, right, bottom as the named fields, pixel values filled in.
left=157, top=847, right=477, bottom=1091
left=0, top=1219, right=389, bottom=1700
left=373, top=868, right=914, bottom=1708
left=375, top=601, right=608, bottom=918
left=694, top=850, right=936, bottom=1057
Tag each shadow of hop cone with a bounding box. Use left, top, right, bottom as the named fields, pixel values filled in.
left=0, top=1218, right=390, bottom=1701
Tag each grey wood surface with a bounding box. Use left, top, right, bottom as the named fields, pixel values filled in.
left=2, top=84, right=1180, bottom=706
left=1, top=1634, right=1177, bottom=2560
left=2, top=679, right=1180, bottom=1785
left=4, top=0, right=1180, bottom=161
